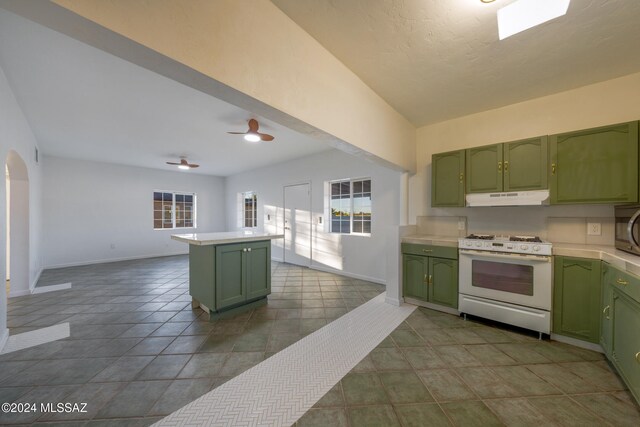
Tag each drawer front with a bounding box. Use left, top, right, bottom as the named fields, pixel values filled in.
left=401, top=243, right=458, bottom=260
left=610, top=268, right=640, bottom=304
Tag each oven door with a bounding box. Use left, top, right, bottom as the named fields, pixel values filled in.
left=459, top=249, right=552, bottom=310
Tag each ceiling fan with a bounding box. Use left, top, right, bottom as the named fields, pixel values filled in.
left=166, top=157, right=199, bottom=170
left=227, top=119, right=274, bottom=142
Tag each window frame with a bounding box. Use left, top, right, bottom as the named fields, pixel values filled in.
left=153, top=190, right=197, bottom=230
left=241, top=191, right=258, bottom=229
left=329, top=177, right=372, bottom=236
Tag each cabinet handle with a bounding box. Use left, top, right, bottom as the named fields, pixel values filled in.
left=243, top=248, right=247, bottom=252
left=551, top=163, right=556, bottom=175
left=248, top=247, right=252, bottom=252
left=636, top=352, right=640, bottom=364
left=422, top=249, right=433, bottom=253
left=504, top=161, right=509, bottom=171
left=459, top=173, right=463, bottom=183
left=616, top=278, right=629, bottom=286
left=428, top=275, right=433, bottom=285
left=423, top=273, right=428, bottom=283
left=498, top=161, right=502, bottom=172
left=603, top=305, right=610, bottom=320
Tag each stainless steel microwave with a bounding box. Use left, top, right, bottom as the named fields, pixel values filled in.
left=615, top=205, right=640, bottom=255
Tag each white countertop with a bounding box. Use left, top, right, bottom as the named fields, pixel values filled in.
left=553, top=243, right=640, bottom=276
left=171, top=231, right=284, bottom=246
left=401, top=235, right=458, bottom=247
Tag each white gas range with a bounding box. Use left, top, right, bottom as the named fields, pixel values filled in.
left=458, top=234, right=553, bottom=337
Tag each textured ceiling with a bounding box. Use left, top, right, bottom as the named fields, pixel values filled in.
left=0, top=9, right=330, bottom=176
left=272, top=0, right=640, bottom=126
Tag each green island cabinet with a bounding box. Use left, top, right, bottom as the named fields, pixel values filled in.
left=552, top=256, right=602, bottom=343
left=431, top=150, right=465, bottom=207
left=601, top=263, right=640, bottom=403
left=172, top=232, right=282, bottom=319
left=550, top=121, right=639, bottom=204
left=465, top=136, right=548, bottom=194
left=402, top=243, right=458, bottom=309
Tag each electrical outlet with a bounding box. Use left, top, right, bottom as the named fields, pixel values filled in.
left=457, top=220, right=466, bottom=231
left=587, top=222, right=601, bottom=236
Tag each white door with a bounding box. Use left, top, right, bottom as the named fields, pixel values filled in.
left=283, top=183, right=311, bottom=266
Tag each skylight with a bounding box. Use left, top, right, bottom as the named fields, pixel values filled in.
left=498, top=0, right=571, bottom=40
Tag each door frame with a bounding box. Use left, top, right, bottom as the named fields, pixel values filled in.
left=282, top=181, right=312, bottom=267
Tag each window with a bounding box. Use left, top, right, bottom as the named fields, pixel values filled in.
left=242, top=191, right=257, bottom=228
left=330, top=178, right=371, bottom=234
left=153, top=191, right=196, bottom=229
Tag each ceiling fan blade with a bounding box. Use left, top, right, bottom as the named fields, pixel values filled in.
left=227, top=131, right=247, bottom=135
left=166, top=162, right=181, bottom=165
left=248, top=119, right=259, bottom=132
left=188, top=164, right=200, bottom=168
left=259, top=133, right=274, bottom=141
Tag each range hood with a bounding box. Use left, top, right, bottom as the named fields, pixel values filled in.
left=466, top=190, right=550, bottom=207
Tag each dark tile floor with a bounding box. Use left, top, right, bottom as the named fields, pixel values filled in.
left=296, top=307, right=640, bottom=427
left=3, top=256, right=640, bottom=426
left=1, top=255, right=384, bottom=425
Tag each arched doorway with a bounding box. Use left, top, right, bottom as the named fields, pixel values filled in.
left=5, top=150, right=29, bottom=297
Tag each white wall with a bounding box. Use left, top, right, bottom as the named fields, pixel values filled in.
left=410, top=72, right=640, bottom=237
left=225, top=150, right=402, bottom=285
left=0, top=64, right=43, bottom=345
left=42, top=156, right=226, bottom=268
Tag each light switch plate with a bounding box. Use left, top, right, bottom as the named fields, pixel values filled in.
left=457, top=220, right=466, bottom=231
left=587, top=222, right=601, bottom=236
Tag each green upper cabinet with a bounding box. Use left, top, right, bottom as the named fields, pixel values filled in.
left=429, top=257, right=458, bottom=309
left=465, top=137, right=548, bottom=194
left=466, top=144, right=503, bottom=193
left=550, top=121, right=639, bottom=204
left=553, top=256, right=602, bottom=343
left=503, top=136, right=548, bottom=191
left=431, top=150, right=465, bottom=207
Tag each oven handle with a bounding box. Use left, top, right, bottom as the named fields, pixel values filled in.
left=627, top=210, right=640, bottom=253
left=459, top=249, right=551, bottom=262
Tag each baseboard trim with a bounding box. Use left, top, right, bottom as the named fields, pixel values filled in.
left=30, top=267, right=43, bottom=293
left=8, top=289, right=31, bottom=298
left=309, top=264, right=385, bottom=285
left=32, top=283, right=72, bottom=294
left=271, top=256, right=284, bottom=263
left=43, top=252, right=189, bottom=269
left=385, top=296, right=402, bottom=306
left=0, top=328, right=8, bottom=353
left=404, top=297, right=460, bottom=316
left=550, top=333, right=604, bottom=353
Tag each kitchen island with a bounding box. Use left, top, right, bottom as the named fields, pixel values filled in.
left=172, top=231, right=284, bottom=319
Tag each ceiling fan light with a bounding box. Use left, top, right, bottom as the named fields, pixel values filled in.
left=244, top=133, right=261, bottom=142
left=178, top=164, right=190, bottom=170
left=498, top=0, right=570, bottom=40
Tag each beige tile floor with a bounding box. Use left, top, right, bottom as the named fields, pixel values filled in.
left=2, top=255, right=639, bottom=426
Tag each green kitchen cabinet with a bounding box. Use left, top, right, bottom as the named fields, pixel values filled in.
left=429, top=257, right=458, bottom=309
left=431, top=150, right=465, bottom=207
left=550, top=121, right=639, bottom=204
left=216, top=241, right=271, bottom=310
left=402, top=243, right=458, bottom=309
left=466, top=144, right=503, bottom=193
left=503, top=136, right=548, bottom=191
left=553, top=256, right=602, bottom=343
left=465, top=137, right=548, bottom=194
left=601, top=263, right=613, bottom=355
left=611, top=288, right=640, bottom=403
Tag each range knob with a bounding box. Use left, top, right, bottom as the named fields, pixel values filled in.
left=533, top=245, right=541, bottom=252
left=520, top=245, right=529, bottom=250
left=476, top=242, right=482, bottom=247
left=466, top=241, right=473, bottom=247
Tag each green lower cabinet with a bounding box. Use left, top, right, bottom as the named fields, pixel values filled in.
left=552, top=256, right=602, bottom=343
left=402, top=245, right=458, bottom=309
left=245, top=241, right=271, bottom=300
left=611, top=289, right=640, bottom=403
left=188, top=245, right=216, bottom=310
left=403, top=255, right=428, bottom=301
left=429, top=257, right=458, bottom=309
left=601, top=263, right=613, bottom=355
left=216, top=243, right=246, bottom=309
left=215, top=241, right=271, bottom=311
